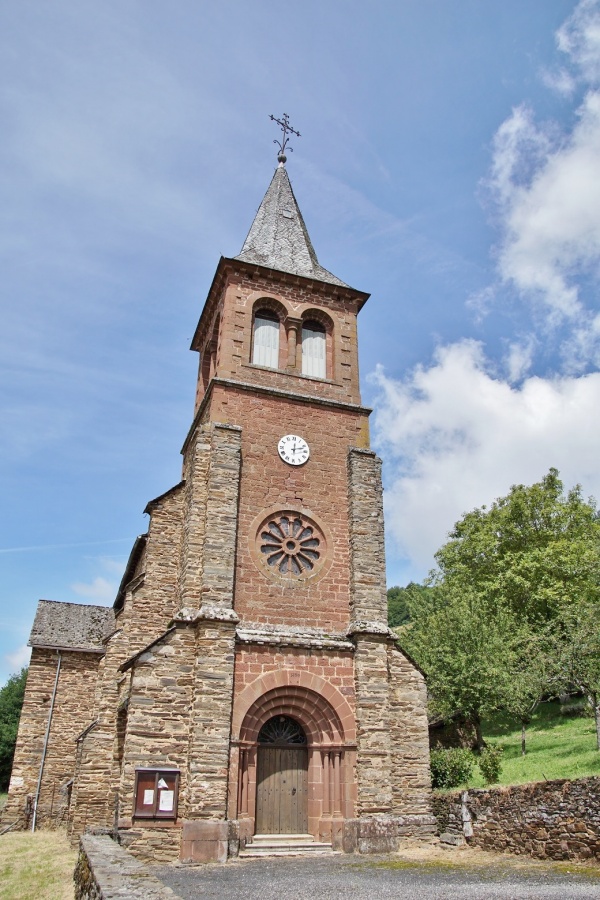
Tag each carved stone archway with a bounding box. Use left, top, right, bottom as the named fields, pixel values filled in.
left=232, top=680, right=356, bottom=845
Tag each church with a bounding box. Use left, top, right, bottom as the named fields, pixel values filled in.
left=3, top=127, right=434, bottom=863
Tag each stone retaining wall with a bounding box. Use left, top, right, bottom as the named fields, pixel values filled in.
left=74, top=833, right=181, bottom=899
left=433, top=777, right=600, bottom=861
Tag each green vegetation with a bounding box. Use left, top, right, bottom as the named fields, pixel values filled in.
left=393, top=470, right=600, bottom=753
left=387, top=582, right=439, bottom=628
left=430, top=747, right=474, bottom=788
left=465, top=701, right=600, bottom=788
left=0, top=669, right=27, bottom=792
left=0, top=829, right=76, bottom=900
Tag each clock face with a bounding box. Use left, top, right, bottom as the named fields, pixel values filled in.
left=278, top=434, right=310, bottom=466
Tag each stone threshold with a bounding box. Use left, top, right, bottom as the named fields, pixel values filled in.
left=240, top=833, right=336, bottom=858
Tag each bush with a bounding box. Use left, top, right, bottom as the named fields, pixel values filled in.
left=430, top=748, right=475, bottom=788
left=478, top=743, right=504, bottom=784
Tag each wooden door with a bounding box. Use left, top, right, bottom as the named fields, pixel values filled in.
left=255, top=745, right=308, bottom=834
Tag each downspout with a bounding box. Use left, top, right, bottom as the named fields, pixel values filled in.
left=31, top=651, right=61, bottom=832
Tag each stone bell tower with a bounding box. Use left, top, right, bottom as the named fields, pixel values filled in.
left=4, top=127, right=434, bottom=862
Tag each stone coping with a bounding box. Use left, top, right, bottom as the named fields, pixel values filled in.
left=236, top=624, right=354, bottom=651
left=75, top=833, right=182, bottom=899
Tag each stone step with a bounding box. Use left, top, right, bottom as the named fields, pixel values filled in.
left=239, top=847, right=336, bottom=857
left=251, top=833, right=317, bottom=845
left=239, top=833, right=336, bottom=858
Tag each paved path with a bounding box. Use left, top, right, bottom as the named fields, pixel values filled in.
left=153, top=853, right=600, bottom=899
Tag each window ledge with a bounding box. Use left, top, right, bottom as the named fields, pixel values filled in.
left=242, top=363, right=338, bottom=386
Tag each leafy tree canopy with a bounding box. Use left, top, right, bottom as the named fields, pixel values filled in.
left=0, top=668, right=27, bottom=791
left=387, top=582, right=436, bottom=628
left=400, top=582, right=517, bottom=747
left=396, top=470, right=600, bottom=748
left=431, top=468, right=600, bottom=624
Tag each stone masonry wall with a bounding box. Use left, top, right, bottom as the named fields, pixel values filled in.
left=388, top=646, right=434, bottom=829
left=179, top=424, right=212, bottom=609
left=195, top=267, right=364, bottom=408
left=233, top=645, right=356, bottom=699
left=352, top=636, right=393, bottom=815
left=347, top=448, right=388, bottom=627
left=115, top=625, right=197, bottom=862
left=211, top=384, right=368, bottom=633
left=184, top=619, right=237, bottom=822
left=3, top=649, right=103, bottom=829
left=433, top=778, right=600, bottom=861
left=179, top=422, right=242, bottom=612
left=74, top=833, right=180, bottom=900
left=70, top=486, right=186, bottom=839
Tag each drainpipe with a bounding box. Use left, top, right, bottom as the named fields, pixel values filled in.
left=31, top=651, right=61, bottom=833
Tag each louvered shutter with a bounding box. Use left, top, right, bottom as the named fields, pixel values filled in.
left=253, top=315, right=280, bottom=368
left=301, top=324, right=326, bottom=378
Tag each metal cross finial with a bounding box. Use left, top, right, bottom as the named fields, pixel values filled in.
left=270, top=113, right=301, bottom=164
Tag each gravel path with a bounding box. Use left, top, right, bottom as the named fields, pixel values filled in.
left=153, top=852, right=600, bottom=899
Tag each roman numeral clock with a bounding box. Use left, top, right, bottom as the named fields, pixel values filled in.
left=277, top=434, right=310, bottom=466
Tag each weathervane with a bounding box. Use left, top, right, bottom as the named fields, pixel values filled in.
left=270, top=113, right=300, bottom=164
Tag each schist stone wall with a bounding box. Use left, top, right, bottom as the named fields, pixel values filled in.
left=74, top=833, right=181, bottom=900
left=2, top=600, right=114, bottom=830
left=433, top=778, right=600, bottom=861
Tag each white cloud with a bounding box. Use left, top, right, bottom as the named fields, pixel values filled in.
left=71, top=576, right=116, bottom=603
left=4, top=644, right=31, bottom=672
left=490, top=93, right=600, bottom=322
left=371, top=341, right=600, bottom=577
left=487, top=0, right=600, bottom=360
left=505, top=337, right=536, bottom=383
left=557, top=0, right=600, bottom=85
left=540, top=66, right=576, bottom=97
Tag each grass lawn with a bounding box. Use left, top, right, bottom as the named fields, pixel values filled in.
left=0, top=830, right=76, bottom=900
left=464, top=700, right=600, bottom=788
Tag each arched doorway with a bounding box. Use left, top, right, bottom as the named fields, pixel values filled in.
left=255, top=715, right=308, bottom=834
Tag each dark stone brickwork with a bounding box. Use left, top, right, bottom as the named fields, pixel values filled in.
left=433, top=778, right=600, bottom=861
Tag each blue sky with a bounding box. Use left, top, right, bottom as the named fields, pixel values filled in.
left=2, top=0, right=600, bottom=684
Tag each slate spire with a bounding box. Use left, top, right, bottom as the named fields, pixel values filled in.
left=235, top=163, right=348, bottom=287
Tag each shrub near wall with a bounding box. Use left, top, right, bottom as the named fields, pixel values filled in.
left=433, top=777, right=600, bottom=862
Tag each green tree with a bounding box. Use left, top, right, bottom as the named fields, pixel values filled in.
left=387, top=585, right=411, bottom=627
left=502, top=626, right=562, bottom=755
left=387, top=582, right=436, bottom=628
left=0, top=668, right=28, bottom=791
left=433, top=469, right=600, bottom=625
left=400, top=470, right=600, bottom=747
left=401, top=584, right=516, bottom=749
left=559, top=603, right=600, bottom=750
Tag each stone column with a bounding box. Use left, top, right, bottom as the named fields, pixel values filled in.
left=286, top=317, right=302, bottom=372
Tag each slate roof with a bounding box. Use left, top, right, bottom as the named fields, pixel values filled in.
left=235, top=164, right=348, bottom=287
left=29, top=600, right=115, bottom=652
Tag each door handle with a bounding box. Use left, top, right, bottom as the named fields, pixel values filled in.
left=292, top=787, right=297, bottom=795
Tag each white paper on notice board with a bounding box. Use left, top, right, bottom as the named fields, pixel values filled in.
left=159, top=790, right=174, bottom=812
left=143, top=790, right=154, bottom=806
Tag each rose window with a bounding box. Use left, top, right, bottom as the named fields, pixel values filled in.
left=260, top=514, right=321, bottom=576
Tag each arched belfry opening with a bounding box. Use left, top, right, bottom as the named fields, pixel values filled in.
left=256, top=715, right=308, bottom=834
